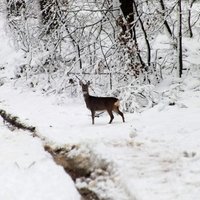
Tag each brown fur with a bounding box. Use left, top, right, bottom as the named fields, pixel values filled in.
left=80, top=81, right=125, bottom=124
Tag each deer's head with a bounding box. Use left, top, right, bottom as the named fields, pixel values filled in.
left=80, top=81, right=90, bottom=95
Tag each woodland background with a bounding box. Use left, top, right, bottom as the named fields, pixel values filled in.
left=2, top=0, right=200, bottom=112
left=1, top=1, right=200, bottom=199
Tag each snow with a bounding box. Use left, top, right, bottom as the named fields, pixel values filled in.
left=0, top=16, right=24, bottom=79
left=0, top=128, right=81, bottom=200
left=0, top=80, right=200, bottom=200
left=0, top=12, right=81, bottom=200
left=1, top=6, right=200, bottom=200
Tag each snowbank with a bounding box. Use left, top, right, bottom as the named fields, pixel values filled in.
left=0, top=127, right=81, bottom=200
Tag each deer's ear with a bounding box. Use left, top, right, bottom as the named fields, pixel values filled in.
left=79, top=80, right=83, bottom=86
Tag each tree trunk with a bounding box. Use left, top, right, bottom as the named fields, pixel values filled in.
left=133, top=0, right=151, bottom=70
left=159, top=0, right=173, bottom=37
left=188, top=0, right=197, bottom=38
left=118, top=0, right=145, bottom=71
left=119, top=0, right=134, bottom=38
left=177, top=0, right=183, bottom=78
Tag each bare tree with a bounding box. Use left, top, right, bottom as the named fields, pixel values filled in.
left=159, top=0, right=173, bottom=38
left=7, top=0, right=199, bottom=101
left=132, top=0, right=151, bottom=70
left=177, top=0, right=183, bottom=78
left=119, top=0, right=134, bottom=37
left=188, top=0, right=197, bottom=38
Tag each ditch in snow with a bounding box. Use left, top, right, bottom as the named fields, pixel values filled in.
left=0, top=108, right=116, bottom=200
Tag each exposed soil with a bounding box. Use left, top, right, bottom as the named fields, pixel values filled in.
left=45, top=145, right=101, bottom=200
left=44, top=145, right=91, bottom=180
left=0, top=109, right=36, bottom=133
left=0, top=109, right=102, bottom=200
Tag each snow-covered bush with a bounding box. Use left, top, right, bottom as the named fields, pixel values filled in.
left=112, top=83, right=160, bottom=113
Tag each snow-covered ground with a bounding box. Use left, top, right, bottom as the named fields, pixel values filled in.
left=0, top=78, right=200, bottom=200
left=0, top=13, right=81, bottom=200
left=0, top=125, right=81, bottom=200
left=1, top=9, right=200, bottom=200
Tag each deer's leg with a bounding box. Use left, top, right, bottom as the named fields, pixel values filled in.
left=91, top=110, right=95, bottom=124
left=118, top=109, right=125, bottom=122
left=107, top=109, right=114, bottom=124
left=115, top=107, right=125, bottom=122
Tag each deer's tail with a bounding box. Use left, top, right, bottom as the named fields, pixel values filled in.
left=114, top=100, right=120, bottom=107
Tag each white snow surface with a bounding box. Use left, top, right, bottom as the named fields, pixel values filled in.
left=0, top=13, right=81, bottom=200
left=1, top=11, right=200, bottom=200
left=0, top=80, right=200, bottom=200
left=0, top=127, right=81, bottom=200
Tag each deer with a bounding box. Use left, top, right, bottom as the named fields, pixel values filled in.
left=80, top=81, right=125, bottom=124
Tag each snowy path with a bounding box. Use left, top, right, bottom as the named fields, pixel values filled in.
left=0, top=84, right=200, bottom=200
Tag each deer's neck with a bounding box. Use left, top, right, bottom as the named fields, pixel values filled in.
left=83, top=93, right=91, bottom=107
left=83, top=92, right=90, bottom=100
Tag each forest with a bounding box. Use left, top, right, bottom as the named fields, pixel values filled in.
left=4, top=0, right=200, bottom=112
